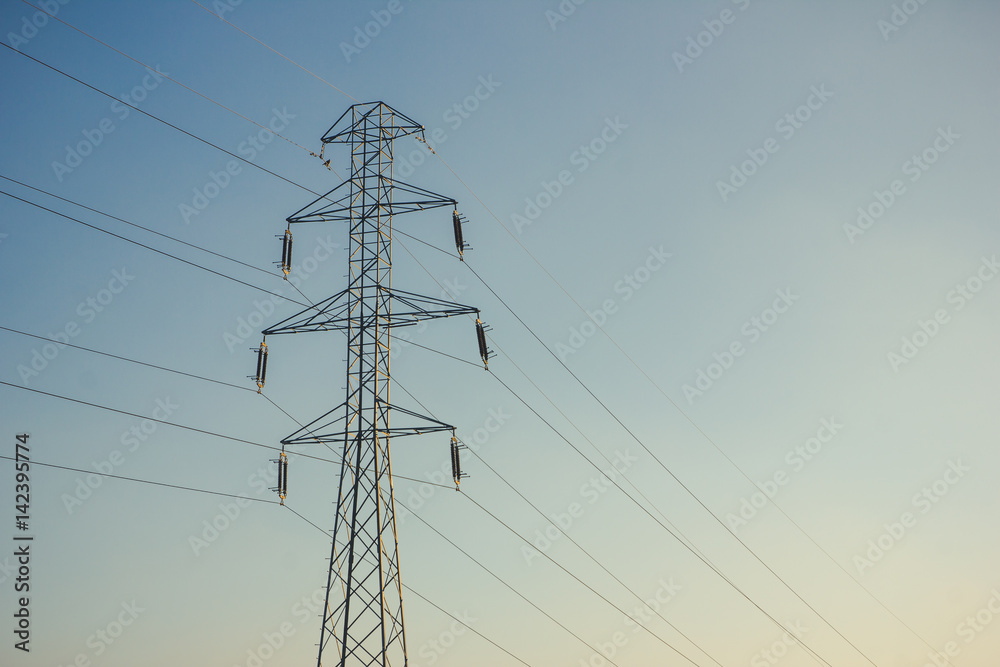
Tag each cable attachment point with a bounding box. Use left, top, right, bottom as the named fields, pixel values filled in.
left=452, top=209, right=471, bottom=261
left=270, top=447, right=288, bottom=505
left=249, top=339, right=268, bottom=393
left=415, top=135, right=437, bottom=155
left=475, top=314, right=495, bottom=371
left=276, top=227, right=293, bottom=279
left=310, top=144, right=332, bottom=170
left=450, top=431, right=467, bottom=490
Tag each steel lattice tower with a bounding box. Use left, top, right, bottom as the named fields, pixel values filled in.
left=261, top=102, right=478, bottom=667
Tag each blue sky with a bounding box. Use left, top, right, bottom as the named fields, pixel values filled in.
left=2, top=1, right=1000, bottom=665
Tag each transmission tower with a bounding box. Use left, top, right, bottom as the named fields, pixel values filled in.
left=258, top=102, right=484, bottom=667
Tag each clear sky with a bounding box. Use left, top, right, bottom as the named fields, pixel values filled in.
left=2, top=1, right=999, bottom=666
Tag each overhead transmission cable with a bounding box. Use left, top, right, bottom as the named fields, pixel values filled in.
left=0, top=189, right=306, bottom=308
left=2, top=32, right=864, bottom=665
left=271, top=498, right=539, bottom=667
left=20, top=0, right=331, bottom=168
left=0, top=380, right=336, bottom=467
left=402, top=584, right=536, bottom=667
left=455, top=261, right=878, bottom=666
left=0, top=324, right=252, bottom=393
left=0, top=179, right=462, bottom=370
left=390, top=380, right=723, bottom=667
left=0, top=42, right=315, bottom=196
left=0, top=173, right=278, bottom=278
left=403, top=506, right=628, bottom=667
left=171, top=7, right=948, bottom=655
left=189, top=0, right=361, bottom=104
left=390, top=243, right=833, bottom=666
left=0, top=454, right=280, bottom=504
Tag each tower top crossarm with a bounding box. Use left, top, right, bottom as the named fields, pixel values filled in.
left=322, top=101, right=425, bottom=144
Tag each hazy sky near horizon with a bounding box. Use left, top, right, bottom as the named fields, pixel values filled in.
left=2, top=1, right=1000, bottom=666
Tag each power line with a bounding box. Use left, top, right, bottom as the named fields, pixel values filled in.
left=460, top=260, right=877, bottom=666
left=4, top=28, right=873, bottom=662
left=275, top=499, right=539, bottom=667
left=0, top=375, right=455, bottom=491
left=21, top=0, right=324, bottom=162
left=390, top=334, right=482, bottom=369
left=0, top=454, right=279, bottom=504
left=0, top=173, right=277, bottom=278
left=0, top=379, right=335, bottom=465
left=460, top=490, right=710, bottom=667
left=429, top=140, right=947, bottom=664
left=392, top=379, right=722, bottom=666
left=0, top=184, right=469, bottom=375
left=402, top=584, right=536, bottom=667
left=404, top=505, right=626, bottom=667
left=394, top=228, right=461, bottom=261
left=137, top=7, right=873, bottom=652
left=0, top=42, right=322, bottom=197
left=0, top=324, right=253, bottom=393
left=482, top=371, right=829, bottom=666
left=188, top=0, right=360, bottom=104
left=392, top=239, right=833, bottom=665
left=0, top=189, right=306, bottom=308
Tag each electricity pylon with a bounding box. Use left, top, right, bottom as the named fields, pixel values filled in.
left=261, top=102, right=479, bottom=666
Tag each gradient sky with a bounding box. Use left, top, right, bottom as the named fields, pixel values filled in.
left=2, top=1, right=999, bottom=666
